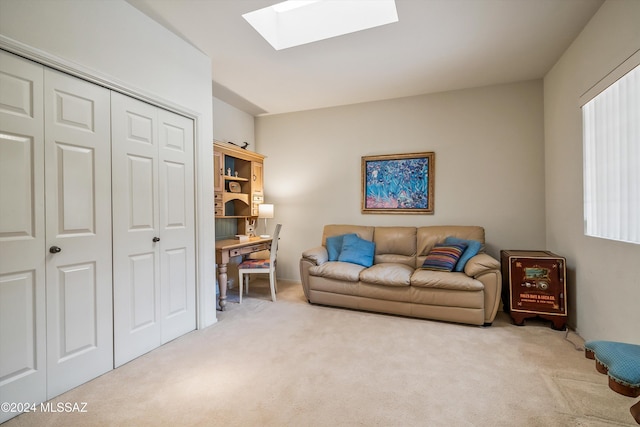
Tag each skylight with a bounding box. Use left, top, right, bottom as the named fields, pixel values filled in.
left=242, top=0, right=399, bottom=51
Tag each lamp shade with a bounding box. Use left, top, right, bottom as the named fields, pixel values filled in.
left=258, top=203, right=274, bottom=219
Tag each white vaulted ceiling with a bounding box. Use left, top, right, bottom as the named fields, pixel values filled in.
left=127, top=0, right=604, bottom=116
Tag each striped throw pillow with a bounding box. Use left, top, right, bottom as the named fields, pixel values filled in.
left=421, top=242, right=468, bottom=272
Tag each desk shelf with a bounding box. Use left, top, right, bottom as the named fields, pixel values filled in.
left=224, top=176, right=249, bottom=182
left=213, top=141, right=265, bottom=219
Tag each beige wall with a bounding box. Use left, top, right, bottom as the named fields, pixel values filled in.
left=544, top=0, right=640, bottom=343
left=213, top=96, right=255, bottom=147
left=256, top=80, right=545, bottom=283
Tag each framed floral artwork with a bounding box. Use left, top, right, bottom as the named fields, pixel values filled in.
left=361, top=152, right=435, bottom=214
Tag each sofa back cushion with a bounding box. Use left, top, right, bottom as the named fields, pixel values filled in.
left=322, top=225, right=375, bottom=246
left=416, top=226, right=485, bottom=268
left=373, top=226, right=416, bottom=267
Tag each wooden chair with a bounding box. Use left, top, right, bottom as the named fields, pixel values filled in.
left=238, top=224, right=282, bottom=303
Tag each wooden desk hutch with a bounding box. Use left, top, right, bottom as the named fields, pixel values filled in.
left=213, top=141, right=265, bottom=234
left=214, top=141, right=268, bottom=310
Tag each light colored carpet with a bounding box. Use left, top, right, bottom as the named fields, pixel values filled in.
left=4, top=279, right=637, bottom=426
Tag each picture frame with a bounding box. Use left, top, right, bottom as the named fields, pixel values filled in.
left=361, top=152, right=435, bottom=214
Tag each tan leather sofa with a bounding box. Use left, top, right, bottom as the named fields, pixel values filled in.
left=299, top=225, right=502, bottom=326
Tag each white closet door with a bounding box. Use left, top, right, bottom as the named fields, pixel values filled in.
left=112, top=93, right=162, bottom=367
left=158, top=109, right=195, bottom=343
left=0, top=51, right=46, bottom=422
left=43, top=68, right=113, bottom=398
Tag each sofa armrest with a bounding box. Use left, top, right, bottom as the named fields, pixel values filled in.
left=302, top=246, right=329, bottom=266
left=300, top=246, right=328, bottom=301
left=464, top=253, right=502, bottom=324
left=464, top=253, right=500, bottom=277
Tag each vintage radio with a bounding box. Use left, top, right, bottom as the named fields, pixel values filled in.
left=500, top=250, right=567, bottom=330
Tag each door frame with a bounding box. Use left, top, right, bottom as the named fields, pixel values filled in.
left=0, top=36, right=210, bottom=329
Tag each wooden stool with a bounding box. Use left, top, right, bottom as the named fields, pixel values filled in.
left=585, top=340, right=640, bottom=424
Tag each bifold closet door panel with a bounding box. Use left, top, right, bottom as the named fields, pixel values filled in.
left=43, top=68, right=114, bottom=398
left=157, top=108, right=196, bottom=344
left=111, top=92, right=162, bottom=367
left=0, top=50, right=47, bottom=420
left=0, top=50, right=195, bottom=420
left=112, top=93, right=196, bottom=366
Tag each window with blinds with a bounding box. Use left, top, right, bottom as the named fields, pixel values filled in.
left=582, top=62, right=639, bottom=244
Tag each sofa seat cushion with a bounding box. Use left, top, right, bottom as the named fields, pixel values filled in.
left=411, top=270, right=484, bottom=291
left=359, top=263, right=413, bottom=287
left=309, top=261, right=365, bottom=282
left=359, top=282, right=412, bottom=302
left=308, top=275, right=358, bottom=296
left=411, top=286, right=484, bottom=309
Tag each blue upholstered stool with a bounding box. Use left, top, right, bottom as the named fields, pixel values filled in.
left=585, top=340, right=640, bottom=424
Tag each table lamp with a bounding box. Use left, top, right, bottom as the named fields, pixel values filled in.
left=258, top=203, right=274, bottom=238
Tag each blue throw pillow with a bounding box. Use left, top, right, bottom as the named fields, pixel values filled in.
left=421, top=242, right=468, bottom=272
left=338, top=234, right=375, bottom=267
left=326, top=233, right=357, bottom=261
left=445, top=236, right=482, bottom=272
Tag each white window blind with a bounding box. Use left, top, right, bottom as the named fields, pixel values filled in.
left=582, top=63, right=640, bottom=244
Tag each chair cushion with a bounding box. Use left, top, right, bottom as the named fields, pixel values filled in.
left=238, top=259, right=270, bottom=269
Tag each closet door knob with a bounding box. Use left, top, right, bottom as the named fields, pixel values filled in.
left=153, top=237, right=160, bottom=242
left=49, top=246, right=62, bottom=254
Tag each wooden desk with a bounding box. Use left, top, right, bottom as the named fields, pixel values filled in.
left=215, top=236, right=272, bottom=310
